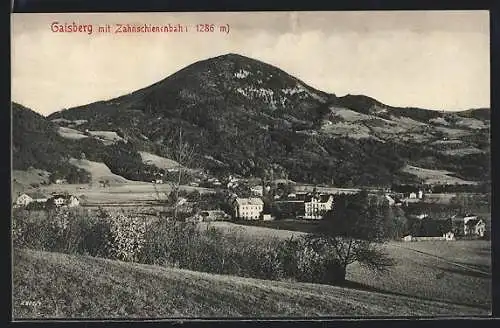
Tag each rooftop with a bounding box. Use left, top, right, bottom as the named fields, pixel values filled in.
left=24, top=191, right=49, bottom=199
left=236, top=197, right=264, bottom=206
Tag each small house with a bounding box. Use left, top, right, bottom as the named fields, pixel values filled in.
left=465, top=218, right=486, bottom=237
left=409, top=192, right=417, bottom=199
left=443, top=231, right=455, bottom=241
left=262, top=213, right=274, bottom=221
left=402, top=235, right=413, bottom=242
left=52, top=195, right=67, bottom=207
left=49, top=194, right=80, bottom=207
left=250, top=185, right=264, bottom=197
left=385, top=195, right=396, bottom=206
left=67, top=195, right=80, bottom=207
left=15, top=192, right=49, bottom=207
left=15, top=193, right=34, bottom=207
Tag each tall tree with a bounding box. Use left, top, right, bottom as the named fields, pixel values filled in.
left=167, top=128, right=195, bottom=221
left=314, top=190, right=395, bottom=282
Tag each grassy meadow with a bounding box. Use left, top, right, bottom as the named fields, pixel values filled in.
left=13, top=248, right=488, bottom=319
left=208, top=222, right=492, bottom=312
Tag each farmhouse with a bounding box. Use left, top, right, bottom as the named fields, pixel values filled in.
left=465, top=218, right=486, bottom=237
left=250, top=185, right=264, bottom=197
left=49, top=194, right=80, bottom=207
left=233, top=197, right=264, bottom=220
left=15, top=192, right=49, bottom=207
left=304, top=194, right=334, bottom=219
left=385, top=195, right=396, bottom=206
left=451, top=214, right=485, bottom=237
left=262, top=213, right=274, bottom=221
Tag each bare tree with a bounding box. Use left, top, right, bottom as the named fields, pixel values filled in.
left=160, top=128, right=195, bottom=221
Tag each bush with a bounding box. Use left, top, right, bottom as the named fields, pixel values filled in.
left=105, top=213, right=148, bottom=262
left=13, top=209, right=346, bottom=285
left=12, top=208, right=108, bottom=255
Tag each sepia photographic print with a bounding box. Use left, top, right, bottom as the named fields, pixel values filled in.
left=11, top=11, right=491, bottom=319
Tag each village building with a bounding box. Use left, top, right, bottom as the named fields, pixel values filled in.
left=49, top=194, right=80, bottom=207
left=262, top=213, right=274, bottom=221
left=465, top=218, right=486, bottom=237
left=385, top=195, right=396, bottom=206
left=304, top=194, right=334, bottom=219
left=233, top=197, right=264, bottom=220
left=451, top=214, right=485, bottom=237
left=250, top=185, right=264, bottom=197
left=15, top=192, right=49, bottom=207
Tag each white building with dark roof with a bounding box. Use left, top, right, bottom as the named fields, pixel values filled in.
left=233, top=197, right=264, bottom=220
left=304, top=194, right=334, bottom=219
left=15, top=192, right=49, bottom=207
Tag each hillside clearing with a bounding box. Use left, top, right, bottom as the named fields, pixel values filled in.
left=13, top=248, right=487, bottom=319
left=12, top=169, right=51, bottom=196
left=57, top=127, right=88, bottom=140
left=12, top=169, right=50, bottom=188
left=87, top=130, right=125, bottom=145
left=401, top=165, right=478, bottom=185
left=68, top=158, right=133, bottom=185
left=138, top=151, right=181, bottom=170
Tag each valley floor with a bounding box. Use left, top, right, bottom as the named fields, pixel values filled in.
left=13, top=248, right=489, bottom=319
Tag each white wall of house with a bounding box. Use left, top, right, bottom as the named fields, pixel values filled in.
left=304, top=196, right=333, bottom=219
left=234, top=198, right=263, bottom=220
left=54, top=198, right=66, bottom=206
left=68, top=196, right=80, bottom=207
left=16, top=194, right=33, bottom=206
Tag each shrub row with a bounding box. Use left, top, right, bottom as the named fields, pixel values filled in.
left=12, top=208, right=345, bottom=285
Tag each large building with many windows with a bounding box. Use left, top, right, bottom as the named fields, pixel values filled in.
left=304, top=194, right=334, bottom=219
left=232, top=197, right=264, bottom=220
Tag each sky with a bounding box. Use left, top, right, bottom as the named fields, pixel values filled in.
left=11, top=11, right=490, bottom=116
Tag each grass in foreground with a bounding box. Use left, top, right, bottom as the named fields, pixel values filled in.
left=209, top=222, right=492, bottom=311
left=13, top=248, right=488, bottom=319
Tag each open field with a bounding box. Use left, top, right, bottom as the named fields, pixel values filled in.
left=211, top=222, right=491, bottom=311
left=401, top=165, right=478, bottom=185
left=36, top=181, right=216, bottom=204
left=200, top=221, right=308, bottom=240
left=12, top=169, right=51, bottom=196
left=442, top=147, right=485, bottom=156
left=68, top=158, right=132, bottom=185
left=13, top=248, right=488, bottom=319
